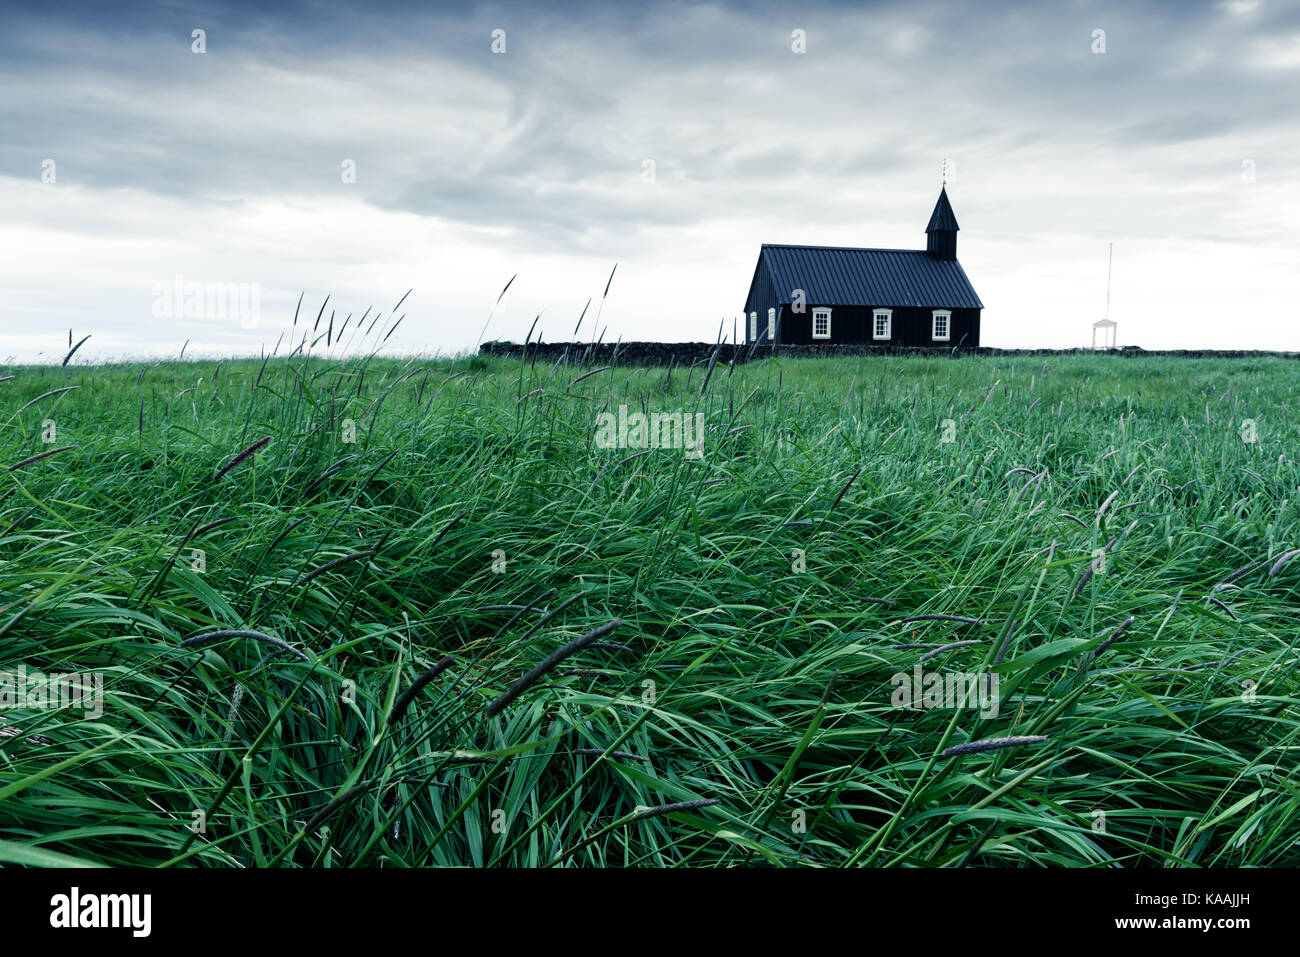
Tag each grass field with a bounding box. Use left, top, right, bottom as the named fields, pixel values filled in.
left=2, top=337, right=1299, bottom=867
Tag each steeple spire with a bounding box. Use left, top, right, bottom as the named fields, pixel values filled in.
left=925, top=186, right=959, bottom=261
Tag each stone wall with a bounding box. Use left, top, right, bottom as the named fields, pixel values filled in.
left=480, top=341, right=1300, bottom=366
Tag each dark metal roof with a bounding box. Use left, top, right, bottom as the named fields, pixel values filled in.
left=759, top=244, right=984, bottom=309
left=926, top=187, right=960, bottom=232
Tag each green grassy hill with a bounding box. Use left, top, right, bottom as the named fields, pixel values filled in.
left=1, top=349, right=1298, bottom=866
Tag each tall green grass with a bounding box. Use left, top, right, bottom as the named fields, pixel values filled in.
left=1, top=330, right=1298, bottom=866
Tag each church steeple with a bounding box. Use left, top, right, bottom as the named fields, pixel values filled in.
left=925, top=187, right=959, bottom=261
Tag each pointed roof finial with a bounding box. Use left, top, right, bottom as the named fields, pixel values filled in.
left=941, top=158, right=950, bottom=189
left=926, top=186, right=960, bottom=233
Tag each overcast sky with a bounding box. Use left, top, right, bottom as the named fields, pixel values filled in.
left=2, top=0, right=1297, bottom=362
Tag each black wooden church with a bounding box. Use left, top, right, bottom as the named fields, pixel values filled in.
left=742, top=187, right=983, bottom=347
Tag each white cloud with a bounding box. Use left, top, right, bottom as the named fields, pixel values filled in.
left=1, top=0, right=1297, bottom=361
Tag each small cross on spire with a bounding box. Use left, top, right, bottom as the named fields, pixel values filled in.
left=941, top=158, right=950, bottom=188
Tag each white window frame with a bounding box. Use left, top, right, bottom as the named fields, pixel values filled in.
left=749, top=312, right=757, bottom=341
left=932, top=310, right=951, bottom=342
left=767, top=307, right=776, bottom=340
left=873, top=309, right=892, bottom=341
left=812, top=307, right=832, bottom=340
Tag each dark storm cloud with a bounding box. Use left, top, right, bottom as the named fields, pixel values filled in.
left=3, top=0, right=1294, bottom=230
